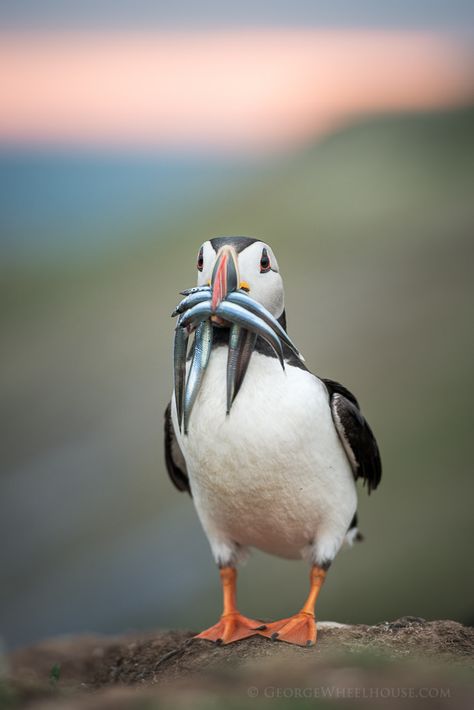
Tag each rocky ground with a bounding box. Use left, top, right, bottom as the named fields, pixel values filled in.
left=3, top=618, right=474, bottom=708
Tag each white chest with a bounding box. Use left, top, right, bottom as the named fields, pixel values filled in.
left=172, top=347, right=357, bottom=559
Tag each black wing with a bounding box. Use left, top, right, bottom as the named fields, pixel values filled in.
left=323, top=379, right=382, bottom=494
left=164, top=402, right=191, bottom=495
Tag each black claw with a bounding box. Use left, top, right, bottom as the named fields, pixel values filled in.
left=215, top=638, right=223, bottom=645
left=254, top=624, right=267, bottom=631
left=306, top=640, right=314, bottom=647
left=270, top=632, right=279, bottom=641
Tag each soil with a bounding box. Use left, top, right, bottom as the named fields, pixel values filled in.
left=3, top=618, right=474, bottom=708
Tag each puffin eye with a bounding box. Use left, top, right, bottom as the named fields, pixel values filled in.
left=260, top=248, right=271, bottom=273
left=197, top=247, right=204, bottom=271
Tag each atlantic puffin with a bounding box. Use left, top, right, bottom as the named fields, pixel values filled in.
left=164, top=236, right=381, bottom=646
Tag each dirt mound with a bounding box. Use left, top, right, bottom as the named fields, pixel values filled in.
left=5, top=619, right=474, bottom=708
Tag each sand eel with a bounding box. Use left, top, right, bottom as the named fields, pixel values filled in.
left=164, top=236, right=382, bottom=646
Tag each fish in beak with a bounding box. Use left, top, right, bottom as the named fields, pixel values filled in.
left=172, top=244, right=305, bottom=430
left=183, top=320, right=213, bottom=434
left=173, top=324, right=189, bottom=431
left=171, top=289, right=210, bottom=317
left=180, top=285, right=211, bottom=296
left=215, top=301, right=284, bottom=369
left=226, top=291, right=303, bottom=362
left=226, top=325, right=257, bottom=414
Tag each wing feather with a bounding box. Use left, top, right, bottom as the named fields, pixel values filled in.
left=324, top=379, right=382, bottom=494
left=164, top=401, right=190, bottom=495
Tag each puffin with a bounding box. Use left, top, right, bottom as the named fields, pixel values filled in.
left=164, top=236, right=381, bottom=647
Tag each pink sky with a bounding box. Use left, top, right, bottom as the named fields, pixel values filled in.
left=0, top=30, right=472, bottom=152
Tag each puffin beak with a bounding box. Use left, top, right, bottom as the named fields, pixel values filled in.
left=172, top=243, right=292, bottom=427
left=211, top=245, right=240, bottom=312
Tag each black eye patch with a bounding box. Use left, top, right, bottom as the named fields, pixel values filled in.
left=197, top=247, right=204, bottom=271
left=260, top=248, right=271, bottom=273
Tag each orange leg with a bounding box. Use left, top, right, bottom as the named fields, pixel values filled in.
left=194, top=567, right=266, bottom=644
left=259, top=565, right=327, bottom=647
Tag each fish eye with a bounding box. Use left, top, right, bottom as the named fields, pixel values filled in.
left=197, top=247, right=204, bottom=271
left=260, top=248, right=271, bottom=273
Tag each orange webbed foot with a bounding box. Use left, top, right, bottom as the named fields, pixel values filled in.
left=195, top=612, right=266, bottom=644
left=259, top=612, right=317, bottom=647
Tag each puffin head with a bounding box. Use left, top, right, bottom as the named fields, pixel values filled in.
left=196, top=236, right=285, bottom=320
left=172, top=236, right=303, bottom=429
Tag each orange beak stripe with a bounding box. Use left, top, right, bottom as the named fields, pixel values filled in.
left=211, top=251, right=228, bottom=312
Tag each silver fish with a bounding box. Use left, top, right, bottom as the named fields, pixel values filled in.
left=232, top=329, right=257, bottom=406
left=173, top=323, right=189, bottom=431
left=183, top=319, right=213, bottom=435
left=179, top=301, right=213, bottom=330
left=215, top=301, right=285, bottom=369
left=227, top=291, right=304, bottom=361
left=180, top=285, right=211, bottom=296
left=171, top=290, right=211, bottom=317
left=226, top=324, right=242, bottom=414
left=226, top=326, right=257, bottom=413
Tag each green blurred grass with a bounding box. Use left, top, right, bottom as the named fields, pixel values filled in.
left=1, top=106, right=473, bottom=648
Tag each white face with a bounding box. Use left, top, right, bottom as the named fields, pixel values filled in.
left=196, top=240, right=285, bottom=318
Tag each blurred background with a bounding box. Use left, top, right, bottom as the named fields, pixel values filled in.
left=1, top=2, right=473, bottom=650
